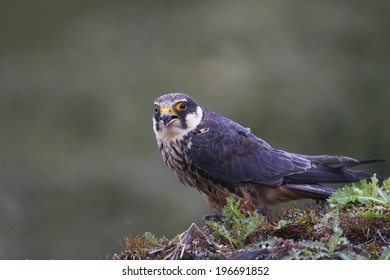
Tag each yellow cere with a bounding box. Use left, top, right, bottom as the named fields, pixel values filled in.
left=161, top=107, right=175, bottom=114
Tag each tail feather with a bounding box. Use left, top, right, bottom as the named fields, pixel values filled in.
left=284, top=184, right=336, bottom=200
left=284, top=155, right=385, bottom=185
left=284, top=168, right=380, bottom=184
left=294, top=154, right=385, bottom=168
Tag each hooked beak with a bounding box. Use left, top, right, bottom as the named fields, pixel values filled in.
left=160, top=107, right=179, bottom=127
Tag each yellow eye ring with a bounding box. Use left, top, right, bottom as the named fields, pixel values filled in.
left=175, top=101, right=187, bottom=111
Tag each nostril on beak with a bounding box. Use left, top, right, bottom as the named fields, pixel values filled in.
left=161, top=113, right=178, bottom=127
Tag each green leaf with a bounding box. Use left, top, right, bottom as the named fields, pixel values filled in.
left=144, top=232, right=163, bottom=247
left=328, top=175, right=390, bottom=208
left=207, top=197, right=264, bottom=249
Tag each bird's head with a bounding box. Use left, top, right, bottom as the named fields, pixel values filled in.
left=153, top=93, right=203, bottom=141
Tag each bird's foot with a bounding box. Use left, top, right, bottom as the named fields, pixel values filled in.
left=203, top=214, right=226, bottom=223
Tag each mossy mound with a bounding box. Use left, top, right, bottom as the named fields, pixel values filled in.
left=113, top=176, right=390, bottom=260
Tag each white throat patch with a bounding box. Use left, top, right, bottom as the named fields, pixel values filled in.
left=153, top=106, right=203, bottom=142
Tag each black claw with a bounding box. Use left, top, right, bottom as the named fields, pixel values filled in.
left=203, top=214, right=226, bottom=223
left=203, top=214, right=220, bottom=221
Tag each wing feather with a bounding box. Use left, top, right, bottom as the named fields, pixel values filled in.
left=186, top=109, right=311, bottom=186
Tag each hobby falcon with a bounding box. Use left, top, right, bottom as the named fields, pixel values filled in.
left=153, top=93, right=383, bottom=213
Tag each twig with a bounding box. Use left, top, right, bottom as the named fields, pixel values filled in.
left=177, top=222, right=221, bottom=259
left=377, top=229, right=389, bottom=245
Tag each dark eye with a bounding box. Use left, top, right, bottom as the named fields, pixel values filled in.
left=154, top=105, right=159, bottom=114
left=176, top=101, right=187, bottom=111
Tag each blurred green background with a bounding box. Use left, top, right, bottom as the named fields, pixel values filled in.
left=0, top=0, right=389, bottom=259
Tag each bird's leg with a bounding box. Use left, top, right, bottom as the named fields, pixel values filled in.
left=264, top=206, right=271, bottom=223
left=256, top=206, right=272, bottom=223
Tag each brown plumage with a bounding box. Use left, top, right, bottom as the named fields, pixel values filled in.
left=153, top=93, right=384, bottom=214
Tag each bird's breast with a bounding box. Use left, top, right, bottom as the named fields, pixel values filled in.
left=157, top=138, right=210, bottom=187
left=158, top=138, right=190, bottom=181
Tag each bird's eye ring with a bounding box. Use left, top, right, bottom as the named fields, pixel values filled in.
left=176, top=101, right=187, bottom=111
left=154, top=105, right=159, bottom=114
